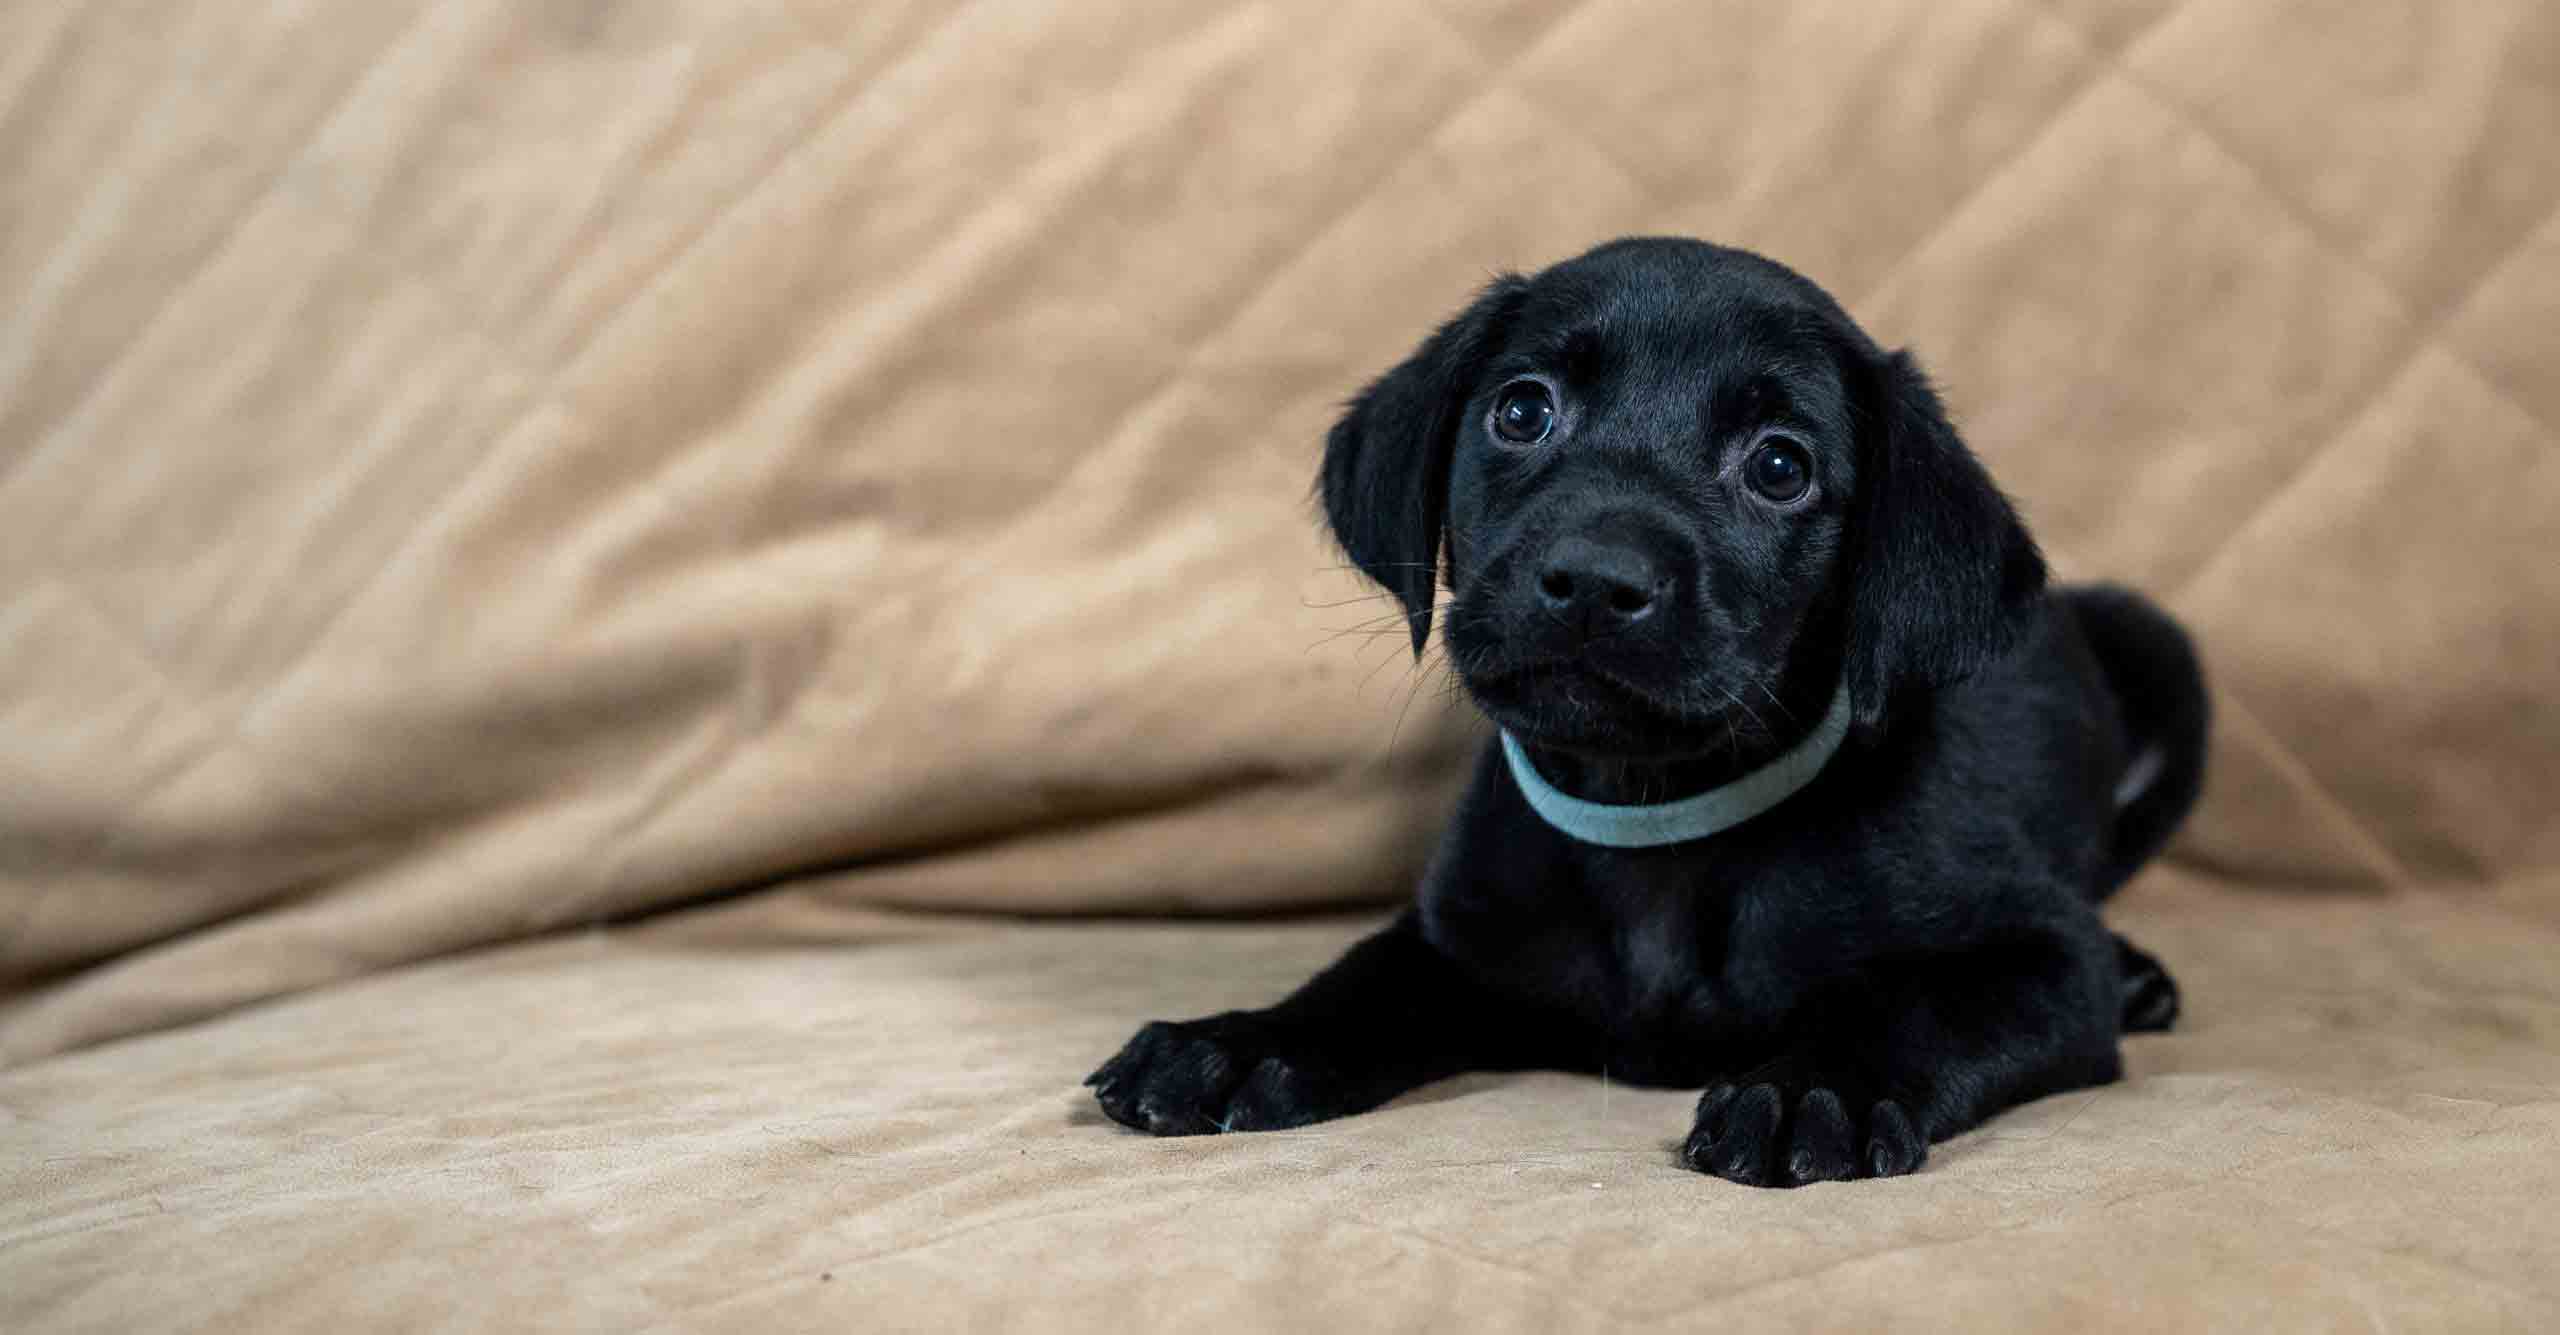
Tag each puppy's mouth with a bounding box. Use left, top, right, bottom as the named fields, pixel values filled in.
left=1458, top=656, right=1711, bottom=753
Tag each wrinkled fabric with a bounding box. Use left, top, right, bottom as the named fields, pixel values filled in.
left=3, top=0, right=2558, bottom=1327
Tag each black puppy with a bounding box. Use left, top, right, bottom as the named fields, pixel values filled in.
left=1089, top=238, right=2207, bottom=1186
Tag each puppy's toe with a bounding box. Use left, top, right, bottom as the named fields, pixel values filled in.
left=1863, top=1098, right=1926, bottom=1178
left=1784, top=1088, right=1857, bottom=1185
left=1680, top=1084, right=1732, bottom=1170
left=1688, top=1082, right=1785, bottom=1185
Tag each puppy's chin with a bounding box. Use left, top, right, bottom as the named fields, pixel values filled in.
left=1459, top=661, right=1724, bottom=759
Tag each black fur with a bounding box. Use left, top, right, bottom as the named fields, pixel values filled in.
left=1090, top=239, right=2209, bottom=1186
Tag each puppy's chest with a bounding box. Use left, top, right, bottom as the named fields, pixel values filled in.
left=1594, top=886, right=1779, bottom=1039
left=1522, top=885, right=1792, bottom=1087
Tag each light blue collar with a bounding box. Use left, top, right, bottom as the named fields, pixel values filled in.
left=1499, top=679, right=1854, bottom=849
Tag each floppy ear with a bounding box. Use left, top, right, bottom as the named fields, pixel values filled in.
left=1319, top=275, right=1528, bottom=655
left=1843, top=350, right=2048, bottom=724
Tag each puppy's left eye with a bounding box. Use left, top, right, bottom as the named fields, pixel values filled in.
left=1490, top=381, right=1555, bottom=444
left=1744, top=437, right=1813, bottom=503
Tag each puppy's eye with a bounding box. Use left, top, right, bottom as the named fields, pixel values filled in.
left=1744, top=438, right=1813, bottom=503
left=1490, top=381, right=1555, bottom=444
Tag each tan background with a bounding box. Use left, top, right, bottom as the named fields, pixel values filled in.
left=5, top=0, right=2559, bottom=1328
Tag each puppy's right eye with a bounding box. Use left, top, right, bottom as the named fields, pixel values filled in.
left=1744, top=437, right=1813, bottom=503
left=1490, top=382, right=1555, bottom=444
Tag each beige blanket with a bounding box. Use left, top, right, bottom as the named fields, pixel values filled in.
left=5, top=0, right=2558, bottom=1327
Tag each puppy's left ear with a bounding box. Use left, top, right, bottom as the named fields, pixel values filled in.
left=1843, top=350, right=2047, bottom=724
left=1319, top=275, right=1528, bottom=655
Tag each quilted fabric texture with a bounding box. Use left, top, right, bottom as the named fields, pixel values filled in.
left=3, top=0, right=2558, bottom=1328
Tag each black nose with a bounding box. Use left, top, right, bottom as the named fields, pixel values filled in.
left=1535, top=536, right=1667, bottom=631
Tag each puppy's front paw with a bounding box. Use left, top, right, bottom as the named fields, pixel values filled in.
left=1680, top=1064, right=1926, bottom=1187
left=1085, top=1013, right=1346, bottom=1136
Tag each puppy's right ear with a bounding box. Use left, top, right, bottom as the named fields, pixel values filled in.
left=1319, top=275, right=1528, bottom=655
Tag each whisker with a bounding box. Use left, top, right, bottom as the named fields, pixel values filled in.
left=1304, top=600, right=1463, bottom=653
left=1357, top=633, right=1421, bottom=692
left=1748, top=677, right=1800, bottom=726
left=1714, top=683, right=1770, bottom=740
left=1308, top=560, right=1439, bottom=574
left=1306, top=615, right=1418, bottom=650
left=1383, top=656, right=1435, bottom=758
left=1299, top=591, right=1407, bottom=610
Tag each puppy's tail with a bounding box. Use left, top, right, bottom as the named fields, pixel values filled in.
left=2066, top=584, right=2210, bottom=899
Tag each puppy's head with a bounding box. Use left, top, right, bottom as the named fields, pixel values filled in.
left=1321, top=238, right=2044, bottom=758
